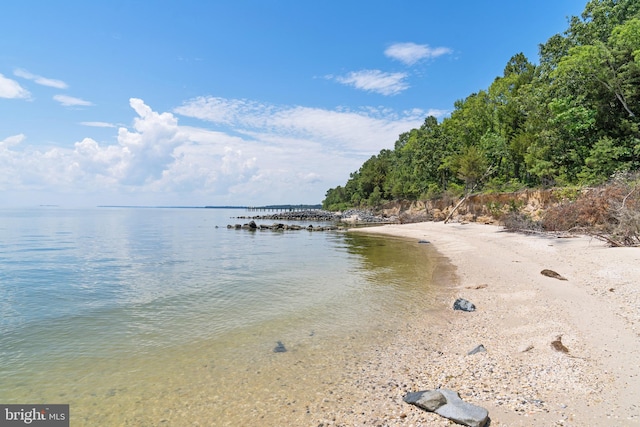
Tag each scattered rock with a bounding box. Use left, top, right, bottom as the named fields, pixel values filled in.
left=541, top=269, right=568, bottom=280
left=273, top=341, right=287, bottom=353
left=227, top=222, right=339, bottom=232
left=453, top=298, right=476, bottom=312
left=404, top=389, right=489, bottom=427
left=467, top=344, right=486, bottom=355
left=235, top=209, right=393, bottom=224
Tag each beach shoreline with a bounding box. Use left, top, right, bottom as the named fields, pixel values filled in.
left=338, top=221, right=640, bottom=426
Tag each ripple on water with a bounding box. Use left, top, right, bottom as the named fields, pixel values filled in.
left=0, top=209, right=449, bottom=426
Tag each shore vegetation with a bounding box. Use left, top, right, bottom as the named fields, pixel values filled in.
left=323, top=0, right=640, bottom=239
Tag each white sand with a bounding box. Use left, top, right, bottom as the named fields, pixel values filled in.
left=339, top=221, right=640, bottom=426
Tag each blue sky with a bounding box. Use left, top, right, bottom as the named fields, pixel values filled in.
left=1, top=0, right=587, bottom=207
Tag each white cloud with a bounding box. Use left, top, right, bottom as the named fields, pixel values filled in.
left=81, top=121, right=117, bottom=128
left=14, top=69, right=68, bottom=89
left=54, top=94, right=93, bottom=106
left=331, top=70, right=409, bottom=95
left=114, top=98, right=181, bottom=184
left=424, top=108, right=450, bottom=118
left=1, top=134, right=26, bottom=149
left=0, top=73, right=30, bottom=99
left=385, top=42, right=452, bottom=65
left=173, top=96, right=430, bottom=153
left=0, top=97, right=444, bottom=206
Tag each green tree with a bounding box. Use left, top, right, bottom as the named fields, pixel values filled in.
left=455, top=145, right=488, bottom=191
left=579, top=136, right=631, bottom=183
left=322, top=0, right=640, bottom=210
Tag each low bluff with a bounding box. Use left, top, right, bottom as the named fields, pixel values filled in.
left=377, top=188, right=568, bottom=224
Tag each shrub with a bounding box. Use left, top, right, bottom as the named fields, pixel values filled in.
left=542, top=172, right=640, bottom=246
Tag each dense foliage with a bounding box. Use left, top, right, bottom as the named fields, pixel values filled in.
left=323, top=0, right=640, bottom=211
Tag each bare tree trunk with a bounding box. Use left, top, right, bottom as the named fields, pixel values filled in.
left=444, top=165, right=494, bottom=224
left=444, top=195, right=468, bottom=224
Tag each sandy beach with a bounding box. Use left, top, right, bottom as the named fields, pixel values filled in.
left=327, top=221, right=640, bottom=426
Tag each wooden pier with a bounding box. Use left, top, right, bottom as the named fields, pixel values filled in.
left=245, top=204, right=322, bottom=212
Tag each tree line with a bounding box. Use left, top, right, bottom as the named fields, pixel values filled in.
left=323, top=0, right=640, bottom=211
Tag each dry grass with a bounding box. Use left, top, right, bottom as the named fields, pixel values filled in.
left=502, top=211, right=544, bottom=233
left=541, top=172, right=640, bottom=246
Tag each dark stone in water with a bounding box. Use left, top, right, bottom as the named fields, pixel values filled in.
left=273, top=341, right=287, bottom=353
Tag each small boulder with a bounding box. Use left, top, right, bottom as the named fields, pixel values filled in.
left=436, top=389, right=489, bottom=427
left=453, top=298, right=476, bottom=312
left=404, top=389, right=489, bottom=427
left=403, top=390, right=446, bottom=411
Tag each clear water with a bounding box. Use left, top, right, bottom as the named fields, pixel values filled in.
left=0, top=208, right=448, bottom=426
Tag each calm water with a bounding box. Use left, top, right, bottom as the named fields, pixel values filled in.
left=0, top=208, right=448, bottom=425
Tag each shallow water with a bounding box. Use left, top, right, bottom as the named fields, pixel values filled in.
left=0, top=208, right=446, bottom=425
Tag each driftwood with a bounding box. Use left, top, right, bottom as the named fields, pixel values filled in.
left=540, top=269, right=568, bottom=280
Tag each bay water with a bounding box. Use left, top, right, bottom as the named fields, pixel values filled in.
left=0, top=208, right=448, bottom=425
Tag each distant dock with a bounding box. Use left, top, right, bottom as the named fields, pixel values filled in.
left=244, top=204, right=322, bottom=212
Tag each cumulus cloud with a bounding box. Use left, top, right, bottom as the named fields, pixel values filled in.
left=14, top=69, right=68, bottom=89
left=114, top=98, right=181, bottom=184
left=54, top=94, right=94, bottom=107
left=62, top=98, right=262, bottom=197
left=0, top=73, right=30, bottom=99
left=330, top=70, right=409, bottom=95
left=385, top=42, right=452, bottom=65
left=1, top=97, right=443, bottom=206
left=0, top=134, right=26, bottom=149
